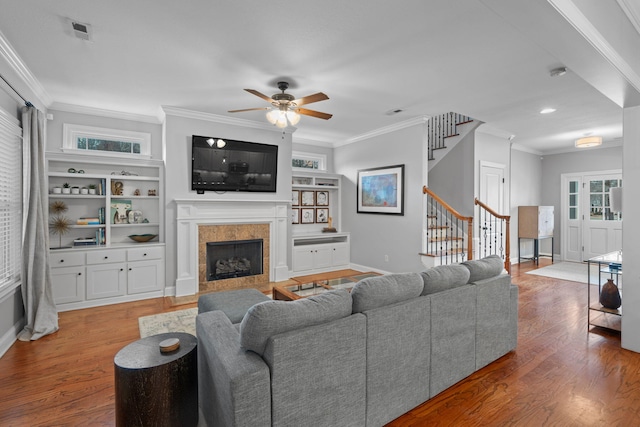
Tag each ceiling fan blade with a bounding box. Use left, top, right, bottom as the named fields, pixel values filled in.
left=245, top=89, right=274, bottom=103
left=297, top=108, right=332, bottom=120
left=228, top=107, right=270, bottom=113
left=293, top=92, right=329, bottom=106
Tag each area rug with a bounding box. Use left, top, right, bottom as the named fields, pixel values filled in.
left=138, top=307, right=198, bottom=338
left=526, top=261, right=600, bottom=285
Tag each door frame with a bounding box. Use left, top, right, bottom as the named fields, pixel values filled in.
left=561, top=169, right=622, bottom=262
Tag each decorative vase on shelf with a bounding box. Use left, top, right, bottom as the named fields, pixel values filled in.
left=599, top=279, right=622, bottom=310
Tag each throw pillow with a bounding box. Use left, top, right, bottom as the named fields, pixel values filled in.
left=240, top=289, right=352, bottom=356
left=461, top=255, right=504, bottom=283
left=351, top=272, right=423, bottom=313
left=420, top=264, right=470, bottom=295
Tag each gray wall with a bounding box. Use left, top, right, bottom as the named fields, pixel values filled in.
left=163, top=113, right=293, bottom=290
left=429, top=132, right=474, bottom=216
left=541, top=146, right=622, bottom=257
left=46, top=110, right=163, bottom=159
left=0, top=87, right=24, bottom=357
left=334, top=124, right=425, bottom=273
left=510, top=148, right=543, bottom=260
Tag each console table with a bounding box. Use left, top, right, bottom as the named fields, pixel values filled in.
left=587, top=251, right=622, bottom=332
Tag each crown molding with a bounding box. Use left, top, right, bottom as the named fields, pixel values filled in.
left=291, top=136, right=334, bottom=148
left=50, top=102, right=162, bottom=124
left=161, top=106, right=289, bottom=133
left=333, top=116, right=429, bottom=148
left=0, top=30, right=52, bottom=107
left=617, top=0, right=640, bottom=36
left=549, top=0, right=640, bottom=95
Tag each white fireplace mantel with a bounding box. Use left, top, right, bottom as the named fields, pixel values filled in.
left=174, top=198, right=290, bottom=296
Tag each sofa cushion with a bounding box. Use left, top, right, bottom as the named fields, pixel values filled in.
left=461, top=255, right=504, bottom=283
left=240, top=289, right=352, bottom=356
left=420, top=265, right=470, bottom=296
left=198, top=288, right=271, bottom=323
left=351, top=273, right=423, bottom=313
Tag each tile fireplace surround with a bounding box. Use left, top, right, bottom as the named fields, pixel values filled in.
left=175, top=199, right=290, bottom=297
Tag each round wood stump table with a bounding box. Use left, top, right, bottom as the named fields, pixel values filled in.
left=114, top=332, right=198, bottom=427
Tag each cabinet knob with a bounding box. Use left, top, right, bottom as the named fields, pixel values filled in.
left=129, top=268, right=132, bottom=271
left=104, top=256, right=108, bottom=259
left=60, top=259, right=64, bottom=263
left=77, top=272, right=81, bottom=276
left=120, top=268, right=123, bottom=271
left=143, top=253, right=147, bottom=257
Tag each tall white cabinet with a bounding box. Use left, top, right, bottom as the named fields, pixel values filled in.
left=46, top=153, right=165, bottom=311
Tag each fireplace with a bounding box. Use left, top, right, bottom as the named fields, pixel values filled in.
left=206, top=239, right=263, bottom=281
left=175, top=199, right=290, bottom=297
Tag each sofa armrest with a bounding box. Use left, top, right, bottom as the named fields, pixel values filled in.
left=196, top=311, right=271, bottom=427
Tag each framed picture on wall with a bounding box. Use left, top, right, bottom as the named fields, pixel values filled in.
left=316, top=208, right=329, bottom=223
left=315, top=191, right=329, bottom=206
left=292, top=190, right=300, bottom=206
left=357, top=164, right=404, bottom=215
left=301, top=191, right=315, bottom=206
left=301, top=208, right=315, bottom=224
left=291, top=208, right=300, bottom=224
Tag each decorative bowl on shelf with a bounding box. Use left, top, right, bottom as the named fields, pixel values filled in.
left=128, top=234, right=158, bottom=243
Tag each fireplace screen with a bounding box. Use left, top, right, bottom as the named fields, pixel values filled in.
left=206, top=239, right=263, bottom=281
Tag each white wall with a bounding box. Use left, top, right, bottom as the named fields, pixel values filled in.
left=622, top=106, right=640, bottom=352
left=334, top=124, right=425, bottom=273
left=163, top=112, right=293, bottom=291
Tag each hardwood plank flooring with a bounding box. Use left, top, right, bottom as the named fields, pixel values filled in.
left=1, top=260, right=639, bottom=426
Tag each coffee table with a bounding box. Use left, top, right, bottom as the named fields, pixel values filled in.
left=273, top=273, right=380, bottom=301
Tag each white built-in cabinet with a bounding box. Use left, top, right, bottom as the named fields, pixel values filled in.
left=46, top=153, right=165, bottom=311
left=291, top=171, right=350, bottom=274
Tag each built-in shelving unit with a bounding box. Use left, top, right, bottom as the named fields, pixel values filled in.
left=291, top=171, right=349, bottom=274
left=46, top=152, right=165, bottom=311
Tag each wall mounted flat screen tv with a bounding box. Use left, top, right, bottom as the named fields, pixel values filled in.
left=192, top=135, right=278, bottom=193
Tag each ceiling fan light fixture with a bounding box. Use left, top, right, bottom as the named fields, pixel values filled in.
left=575, top=136, right=602, bottom=148
left=286, top=110, right=301, bottom=126
left=266, top=109, right=280, bottom=125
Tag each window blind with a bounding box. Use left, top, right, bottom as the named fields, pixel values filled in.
left=0, top=109, right=22, bottom=294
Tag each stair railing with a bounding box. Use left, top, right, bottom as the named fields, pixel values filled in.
left=422, top=186, right=473, bottom=266
left=475, top=198, right=511, bottom=274
left=427, top=112, right=474, bottom=161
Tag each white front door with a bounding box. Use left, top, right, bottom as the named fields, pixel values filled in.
left=582, top=174, right=623, bottom=260
left=478, top=161, right=505, bottom=258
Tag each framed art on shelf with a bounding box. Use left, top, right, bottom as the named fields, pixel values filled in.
left=301, top=208, right=315, bottom=224
left=301, top=191, right=315, bottom=206
left=357, top=164, right=404, bottom=215
left=316, top=208, right=329, bottom=223
left=315, top=190, right=329, bottom=206
left=292, top=190, right=300, bottom=206
left=291, top=208, right=300, bottom=224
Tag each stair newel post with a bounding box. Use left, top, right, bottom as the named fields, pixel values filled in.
left=467, top=216, right=473, bottom=261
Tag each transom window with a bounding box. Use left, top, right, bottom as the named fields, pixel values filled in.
left=63, top=124, right=150, bottom=158
left=292, top=151, right=326, bottom=171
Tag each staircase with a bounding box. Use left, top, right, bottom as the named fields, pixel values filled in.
left=427, top=112, right=474, bottom=163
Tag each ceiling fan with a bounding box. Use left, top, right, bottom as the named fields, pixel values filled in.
left=228, top=81, right=332, bottom=128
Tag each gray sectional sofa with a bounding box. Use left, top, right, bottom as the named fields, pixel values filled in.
left=196, top=255, right=518, bottom=427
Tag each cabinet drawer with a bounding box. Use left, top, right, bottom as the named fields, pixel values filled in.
left=50, top=251, right=85, bottom=268
left=86, top=249, right=126, bottom=265
left=127, top=246, right=163, bottom=262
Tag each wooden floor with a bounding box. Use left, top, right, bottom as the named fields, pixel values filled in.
left=1, top=261, right=639, bottom=426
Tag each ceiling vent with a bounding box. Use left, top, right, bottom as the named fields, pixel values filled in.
left=385, top=108, right=404, bottom=115
left=71, top=21, right=92, bottom=41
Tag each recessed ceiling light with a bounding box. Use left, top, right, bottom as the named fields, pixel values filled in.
left=540, top=108, right=556, bottom=114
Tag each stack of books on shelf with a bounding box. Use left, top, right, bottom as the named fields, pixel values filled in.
left=74, top=237, right=97, bottom=247
left=77, top=217, right=100, bottom=225
left=97, top=178, right=107, bottom=196
left=95, top=228, right=105, bottom=245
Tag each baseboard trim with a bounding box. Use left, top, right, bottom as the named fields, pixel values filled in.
left=0, top=318, right=24, bottom=359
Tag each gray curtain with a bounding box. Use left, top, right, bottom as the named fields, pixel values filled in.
left=18, top=105, right=58, bottom=341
